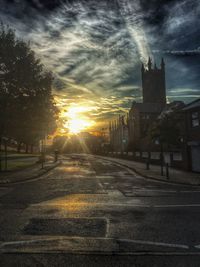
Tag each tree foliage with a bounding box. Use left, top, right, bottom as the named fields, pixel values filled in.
left=149, top=106, right=183, bottom=149
left=0, top=24, right=58, bottom=151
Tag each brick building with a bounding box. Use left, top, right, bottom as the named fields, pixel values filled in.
left=182, top=99, right=200, bottom=172
left=109, top=115, right=129, bottom=154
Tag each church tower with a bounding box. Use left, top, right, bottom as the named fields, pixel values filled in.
left=141, top=58, right=166, bottom=106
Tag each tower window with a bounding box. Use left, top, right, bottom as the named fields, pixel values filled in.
left=191, top=111, right=199, bottom=127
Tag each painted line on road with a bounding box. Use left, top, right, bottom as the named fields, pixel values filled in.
left=30, top=202, right=200, bottom=209
left=1, top=237, right=194, bottom=255
left=3, top=202, right=200, bottom=209
left=118, top=239, right=189, bottom=249
left=154, top=204, right=200, bottom=208
left=181, top=190, right=200, bottom=193
left=133, top=189, right=177, bottom=193
left=0, top=237, right=189, bottom=250
left=129, top=189, right=200, bottom=194
left=31, top=202, right=151, bottom=208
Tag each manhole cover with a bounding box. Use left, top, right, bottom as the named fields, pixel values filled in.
left=23, top=218, right=107, bottom=237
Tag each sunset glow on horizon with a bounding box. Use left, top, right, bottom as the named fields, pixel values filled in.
left=1, top=0, right=199, bottom=138
left=62, top=105, right=95, bottom=134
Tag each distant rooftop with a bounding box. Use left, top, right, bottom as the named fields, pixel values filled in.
left=182, top=98, right=200, bottom=111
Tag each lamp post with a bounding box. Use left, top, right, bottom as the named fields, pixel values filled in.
left=155, top=138, right=164, bottom=176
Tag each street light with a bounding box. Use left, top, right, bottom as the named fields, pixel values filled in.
left=155, top=138, right=164, bottom=176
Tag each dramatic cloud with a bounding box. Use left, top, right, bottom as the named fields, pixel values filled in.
left=1, top=0, right=200, bottom=130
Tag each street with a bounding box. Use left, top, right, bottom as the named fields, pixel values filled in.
left=1, top=154, right=200, bottom=266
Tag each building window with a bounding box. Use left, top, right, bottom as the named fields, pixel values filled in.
left=191, top=112, right=199, bottom=127
left=142, top=114, right=150, bottom=120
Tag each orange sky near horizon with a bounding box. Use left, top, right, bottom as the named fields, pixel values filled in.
left=54, top=95, right=113, bottom=136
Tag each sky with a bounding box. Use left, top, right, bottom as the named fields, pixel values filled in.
left=1, top=0, right=200, bottom=132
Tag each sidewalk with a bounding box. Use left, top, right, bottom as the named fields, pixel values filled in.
left=0, top=158, right=61, bottom=186
left=100, top=156, right=200, bottom=186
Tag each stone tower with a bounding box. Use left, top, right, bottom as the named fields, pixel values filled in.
left=141, top=58, right=166, bottom=106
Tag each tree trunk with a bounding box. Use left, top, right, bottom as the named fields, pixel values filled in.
left=4, top=140, right=8, bottom=171
left=25, top=144, right=29, bottom=154
left=31, top=145, right=33, bottom=154
left=17, top=142, right=22, bottom=153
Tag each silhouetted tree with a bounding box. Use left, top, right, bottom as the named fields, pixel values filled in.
left=148, top=105, right=184, bottom=151
left=0, top=24, right=58, bottom=152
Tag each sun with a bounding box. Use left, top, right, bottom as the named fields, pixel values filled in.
left=68, top=118, right=93, bottom=134
left=62, top=105, right=95, bottom=134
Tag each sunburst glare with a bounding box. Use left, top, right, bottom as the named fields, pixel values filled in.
left=62, top=105, right=95, bottom=134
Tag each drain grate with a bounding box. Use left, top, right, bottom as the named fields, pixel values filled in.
left=23, top=218, right=107, bottom=237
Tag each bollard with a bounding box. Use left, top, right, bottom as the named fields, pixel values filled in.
left=4, top=140, right=8, bottom=171
left=54, top=150, right=59, bottom=162
left=166, top=163, right=169, bottom=179
left=37, top=152, right=45, bottom=169
left=161, top=164, right=164, bottom=176
left=146, top=159, right=150, bottom=170
left=160, top=153, right=164, bottom=176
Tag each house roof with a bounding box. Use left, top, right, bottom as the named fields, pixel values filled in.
left=182, top=99, right=200, bottom=111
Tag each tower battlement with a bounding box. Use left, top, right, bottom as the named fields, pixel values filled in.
left=141, top=58, right=166, bottom=106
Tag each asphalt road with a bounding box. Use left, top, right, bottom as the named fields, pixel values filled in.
left=1, top=154, right=200, bottom=266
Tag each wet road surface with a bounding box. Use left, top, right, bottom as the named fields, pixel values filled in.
left=1, top=154, right=200, bottom=266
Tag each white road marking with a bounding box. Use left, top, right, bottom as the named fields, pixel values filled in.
left=119, top=239, right=189, bottom=249
left=0, top=237, right=190, bottom=253
left=154, top=204, right=200, bottom=208
left=130, top=189, right=200, bottom=193
left=181, top=190, right=200, bottom=193
left=31, top=202, right=150, bottom=208
left=132, top=189, right=177, bottom=193
left=31, top=202, right=200, bottom=209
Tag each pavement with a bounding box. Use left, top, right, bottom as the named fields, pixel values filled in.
left=1, top=154, right=200, bottom=266
left=0, top=156, right=61, bottom=185
left=100, top=155, right=200, bottom=186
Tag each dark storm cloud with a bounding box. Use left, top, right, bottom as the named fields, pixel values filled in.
left=0, top=0, right=200, bottom=124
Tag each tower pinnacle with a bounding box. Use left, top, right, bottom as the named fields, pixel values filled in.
left=161, top=58, right=165, bottom=69
left=148, top=57, right=152, bottom=70
left=141, top=63, right=145, bottom=73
